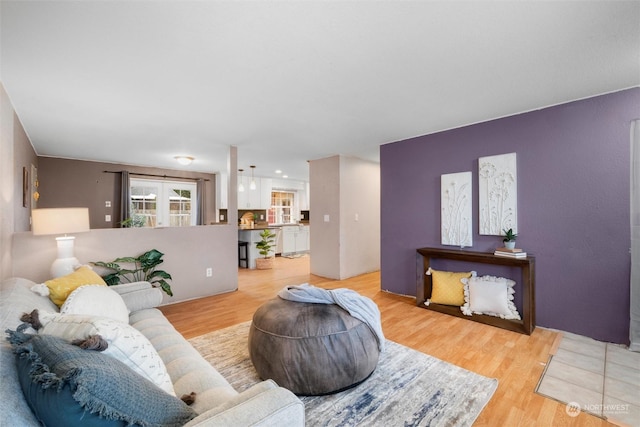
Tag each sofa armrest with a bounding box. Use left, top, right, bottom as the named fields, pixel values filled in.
left=184, top=381, right=304, bottom=427
left=119, top=287, right=164, bottom=312
left=110, top=281, right=153, bottom=294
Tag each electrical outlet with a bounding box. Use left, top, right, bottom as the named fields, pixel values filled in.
left=324, top=214, right=330, bottom=222
left=206, top=268, right=213, bottom=277
left=105, top=214, right=111, bottom=222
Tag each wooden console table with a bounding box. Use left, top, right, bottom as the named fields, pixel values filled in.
left=416, top=247, right=535, bottom=335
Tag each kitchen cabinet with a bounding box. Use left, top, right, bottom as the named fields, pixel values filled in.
left=281, top=225, right=309, bottom=256
left=238, top=177, right=272, bottom=209
left=260, top=178, right=272, bottom=209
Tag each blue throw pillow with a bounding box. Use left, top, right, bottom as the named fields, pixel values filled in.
left=9, top=330, right=196, bottom=427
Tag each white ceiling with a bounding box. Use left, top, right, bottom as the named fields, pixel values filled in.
left=1, top=1, right=639, bottom=182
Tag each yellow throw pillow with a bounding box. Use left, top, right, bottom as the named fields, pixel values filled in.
left=44, top=266, right=107, bottom=307
left=428, top=268, right=473, bottom=306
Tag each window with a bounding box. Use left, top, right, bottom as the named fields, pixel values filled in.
left=269, top=191, right=295, bottom=224
left=130, top=179, right=197, bottom=227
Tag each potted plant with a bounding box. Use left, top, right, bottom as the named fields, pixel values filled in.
left=255, top=229, right=276, bottom=269
left=92, top=249, right=173, bottom=296
left=502, top=228, right=517, bottom=249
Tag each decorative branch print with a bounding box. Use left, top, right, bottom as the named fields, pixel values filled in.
left=441, top=172, right=472, bottom=247
left=479, top=153, right=517, bottom=235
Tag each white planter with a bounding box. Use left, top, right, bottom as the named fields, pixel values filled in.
left=504, top=241, right=516, bottom=249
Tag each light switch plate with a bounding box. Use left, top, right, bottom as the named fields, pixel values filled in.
left=105, top=201, right=111, bottom=207
left=324, top=214, right=330, bottom=222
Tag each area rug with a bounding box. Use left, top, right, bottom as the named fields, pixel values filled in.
left=188, top=322, right=498, bottom=426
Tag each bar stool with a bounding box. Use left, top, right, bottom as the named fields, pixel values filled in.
left=238, top=241, right=249, bottom=268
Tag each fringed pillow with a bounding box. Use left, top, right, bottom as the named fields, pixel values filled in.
left=61, top=285, right=130, bottom=324
left=461, top=275, right=521, bottom=320
left=7, top=330, right=195, bottom=427
left=24, top=310, right=175, bottom=396
left=31, top=266, right=107, bottom=307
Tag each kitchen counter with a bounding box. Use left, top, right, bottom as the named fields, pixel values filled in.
left=238, top=224, right=307, bottom=230
left=238, top=225, right=279, bottom=230
left=238, top=225, right=309, bottom=268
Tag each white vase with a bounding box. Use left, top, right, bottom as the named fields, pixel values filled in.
left=504, top=241, right=516, bottom=249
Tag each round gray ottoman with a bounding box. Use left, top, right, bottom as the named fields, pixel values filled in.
left=248, top=297, right=380, bottom=396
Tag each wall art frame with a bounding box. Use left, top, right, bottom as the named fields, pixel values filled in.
left=441, top=171, right=472, bottom=247
left=478, top=152, right=517, bottom=235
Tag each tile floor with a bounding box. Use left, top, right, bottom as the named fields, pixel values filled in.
left=536, top=331, right=640, bottom=427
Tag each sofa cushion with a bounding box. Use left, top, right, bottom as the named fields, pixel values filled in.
left=43, top=266, right=107, bottom=307
left=461, top=275, right=521, bottom=319
left=38, top=311, right=175, bottom=395
left=9, top=331, right=196, bottom=427
left=1, top=278, right=56, bottom=426
left=129, top=309, right=239, bottom=414
left=426, top=268, right=474, bottom=306
left=61, top=285, right=130, bottom=324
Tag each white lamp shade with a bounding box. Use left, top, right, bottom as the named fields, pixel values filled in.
left=32, top=208, right=90, bottom=236
left=31, top=208, right=90, bottom=278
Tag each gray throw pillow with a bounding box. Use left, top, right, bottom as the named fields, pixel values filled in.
left=8, top=330, right=195, bottom=427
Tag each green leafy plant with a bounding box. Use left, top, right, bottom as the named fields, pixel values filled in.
left=121, top=203, right=146, bottom=228
left=502, top=228, right=517, bottom=242
left=120, top=214, right=146, bottom=228
left=255, top=229, right=276, bottom=258
left=92, top=249, right=173, bottom=296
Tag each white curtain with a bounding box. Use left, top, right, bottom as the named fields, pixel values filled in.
left=630, top=119, right=640, bottom=351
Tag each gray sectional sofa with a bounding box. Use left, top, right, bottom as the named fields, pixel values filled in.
left=1, top=277, right=305, bottom=426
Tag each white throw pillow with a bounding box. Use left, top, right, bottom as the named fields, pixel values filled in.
left=61, top=285, right=130, bottom=324
left=37, top=311, right=176, bottom=396
left=461, top=275, right=521, bottom=320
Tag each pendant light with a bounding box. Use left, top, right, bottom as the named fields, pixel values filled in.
left=249, top=165, right=257, bottom=190
left=238, top=169, right=245, bottom=192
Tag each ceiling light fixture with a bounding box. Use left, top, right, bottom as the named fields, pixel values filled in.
left=275, top=170, right=282, bottom=174
left=249, top=165, right=257, bottom=190
left=174, top=156, right=194, bottom=165
left=238, top=169, right=245, bottom=192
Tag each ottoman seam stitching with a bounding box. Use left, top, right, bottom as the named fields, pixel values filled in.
left=251, top=324, right=362, bottom=339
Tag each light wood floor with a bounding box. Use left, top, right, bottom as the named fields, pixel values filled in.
left=160, top=256, right=613, bottom=427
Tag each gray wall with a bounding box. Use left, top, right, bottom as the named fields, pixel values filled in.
left=380, top=87, right=640, bottom=344
left=310, top=156, right=341, bottom=278
left=1, top=82, right=38, bottom=280
left=12, top=224, right=238, bottom=304
left=37, top=157, right=217, bottom=229
left=310, top=155, right=380, bottom=279
left=340, top=156, right=380, bottom=279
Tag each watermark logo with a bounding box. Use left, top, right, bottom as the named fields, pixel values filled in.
left=565, top=401, right=630, bottom=417
left=566, top=402, right=581, bottom=417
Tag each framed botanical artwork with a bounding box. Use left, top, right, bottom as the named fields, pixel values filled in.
left=441, top=171, right=472, bottom=247
left=478, top=152, right=517, bottom=235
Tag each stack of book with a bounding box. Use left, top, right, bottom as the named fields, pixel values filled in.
left=494, top=247, right=527, bottom=258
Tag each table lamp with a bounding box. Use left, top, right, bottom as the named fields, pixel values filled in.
left=32, top=207, right=90, bottom=278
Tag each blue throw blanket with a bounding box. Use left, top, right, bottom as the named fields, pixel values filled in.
left=278, top=283, right=386, bottom=351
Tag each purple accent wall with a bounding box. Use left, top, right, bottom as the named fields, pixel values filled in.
left=380, top=88, right=640, bottom=344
